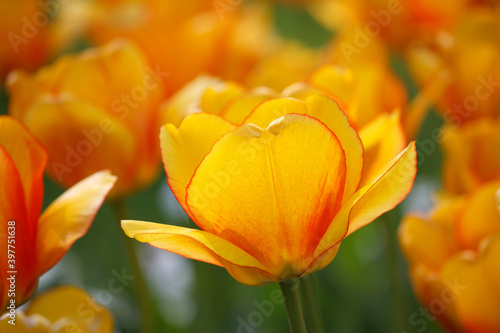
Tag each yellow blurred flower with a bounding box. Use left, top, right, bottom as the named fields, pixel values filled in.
left=441, top=118, right=500, bottom=194
left=0, top=116, right=116, bottom=313
left=399, top=181, right=500, bottom=332
left=0, top=286, right=113, bottom=332
left=7, top=39, right=163, bottom=197
left=66, top=0, right=276, bottom=95
left=122, top=94, right=416, bottom=286
left=406, top=7, right=500, bottom=124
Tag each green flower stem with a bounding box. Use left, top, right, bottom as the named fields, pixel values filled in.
left=299, top=276, right=326, bottom=333
left=111, top=199, right=154, bottom=333
left=382, top=211, right=408, bottom=332
left=280, top=279, right=308, bottom=333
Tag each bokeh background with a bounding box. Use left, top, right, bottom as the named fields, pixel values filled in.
left=0, top=1, right=453, bottom=332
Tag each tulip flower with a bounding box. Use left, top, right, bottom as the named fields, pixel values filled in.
left=0, top=286, right=113, bottom=332
left=123, top=94, right=416, bottom=286
left=406, top=8, right=500, bottom=124
left=7, top=39, right=163, bottom=197
left=441, top=118, right=500, bottom=194
left=162, top=72, right=407, bottom=186
left=399, top=181, right=500, bottom=332
left=0, top=116, right=116, bottom=312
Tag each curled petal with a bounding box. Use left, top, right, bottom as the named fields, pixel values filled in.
left=122, top=220, right=277, bottom=286
left=315, top=142, right=416, bottom=258
left=36, top=170, right=116, bottom=276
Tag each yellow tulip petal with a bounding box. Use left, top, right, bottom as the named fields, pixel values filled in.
left=26, top=286, right=113, bottom=333
left=200, top=81, right=245, bottom=117
left=160, top=113, right=235, bottom=219
left=243, top=95, right=363, bottom=203
left=315, top=142, right=416, bottom=259
left=36, top=171, right=116, bottom=276
left=359, top=111, right=406, bottom=186
left=160, top=75, right=229, bottom=127
left=0, top=116, right=47, bottom=224
left=186, top=114, right=347, bottom=278
left=309, top=65, right=354, bottom=109
left=399, top=215, right=455, bottom=269
left=122, top=220, right=277, bottom=286
left=220, top=87, right=276, bottom=125
left=457, top=182, right=500, bottom=251
left=441, top=236, right=500, bottom=332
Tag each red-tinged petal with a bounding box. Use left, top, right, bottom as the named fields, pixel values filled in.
left=160, top=113, right=235, bottom=220
left=0, top=116, right=47, bottom=226
left=186, top=114, right=347, bottom=278
left=315, top=142, right=416, bottom=258
left=121, top=220, right=277, bottom=286
left=0, top=147, right=36, bottom=312
left=36, top=171, right=116, bottom=276
left=243, top=95, right=363, bottom=203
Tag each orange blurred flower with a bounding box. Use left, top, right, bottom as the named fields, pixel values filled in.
left=406, top=7, right=500, bottom=124
left=123, top=94, right=416, bottom=286
left=0, top=286, right=113, bottom=332
left=67, top=0, right=276, bottom=95
left=0, top=116, right=116, bottom=313
left=0, top=0, right=86, bottom=81
left=399, top=181, right=500, bottom=332
left=7, top=39, right=163, bottom=197
left=441, top=118, right=500, bottom=194
left=308, top=0, right=487, bottom=50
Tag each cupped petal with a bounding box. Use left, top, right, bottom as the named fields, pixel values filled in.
left=25, top=286, right=114, bottom=333
left=243, top=95, right=363, bottom=203
left=441, top=236, right=500, bottom=332
left=359, top=111, right=406, bottom=186
left=314, top=142, right=416, bottom=259
left=36, top=171, right=116, bottom=276
left=0, top=116, right=47, bottom=226
left=121, top=220, right=277, bottom=286
left=160, top=113, right=235, bottom=218
left=186, top=114, right=347, bottom=278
